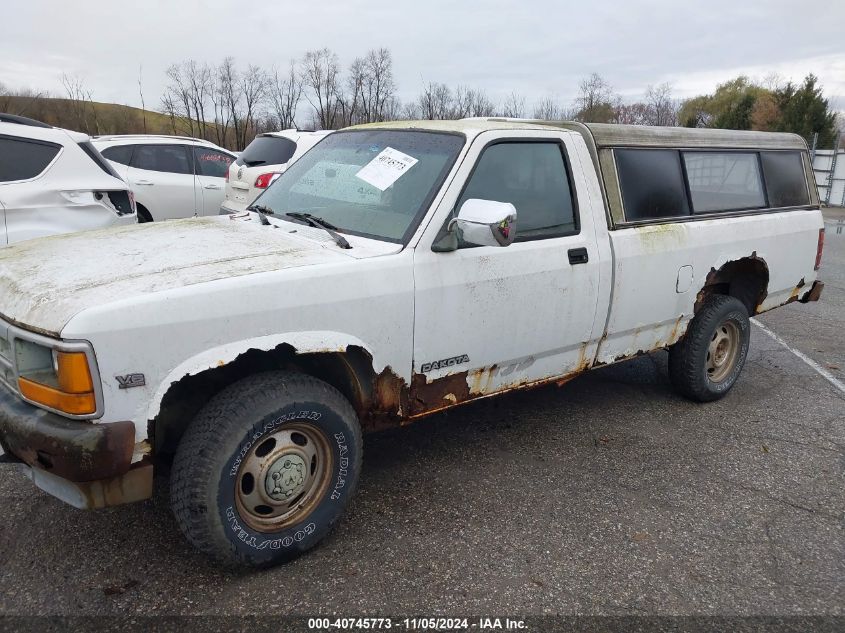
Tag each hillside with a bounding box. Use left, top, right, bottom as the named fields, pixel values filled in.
left=0, top=95, right=225, bottom=144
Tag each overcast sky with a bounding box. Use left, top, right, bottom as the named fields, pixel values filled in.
left=2, top=0, right=844, bottom=113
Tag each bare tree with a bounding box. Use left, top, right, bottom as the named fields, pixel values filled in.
left=574, top=72, right=618, bottom=123
left=162, top=63, right=196, bottom=136
left=211, top=61, right=233, bottom=146
left=338, top=56, right=366, bottom=126
left=161, top=92, right=180, bottom=134
left=450, top=86, right=495, bottom=118
left=451, top=85, right=471, bottom=118
left=61, top=73, right=91, bottom=133
left=219, top=57, right=242, bottom=147
left=302, top=48, right=341, bottom=129
left=501, top=92, right=526, bottom=118
left=533, top=96, right=563, bottom=121
left=186, top=61, right=213, bottom=139
left=615, top=102, right=650, bottom=125
left=359, top=48, right=396, bottom=123
left=401, top=100, right=420, bottom=120
left=0, top=83, right=46, bottom=116
left=381, top=96, right=407, bottom=121
left=270, top=61, right=303, bottom=130
left=418, top=82, right=452, bottom=119
left=138, top=66, right=147, bottom=133
left=643, top=83, right=677, bottom=126
left=240, top=65, right=268, bottom=147
left=84, top=86, right=101, bottom=135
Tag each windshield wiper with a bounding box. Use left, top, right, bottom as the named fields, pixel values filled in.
left=284, top=212, right=352, bottom=249
left=246, top=204, right=273, bottom=225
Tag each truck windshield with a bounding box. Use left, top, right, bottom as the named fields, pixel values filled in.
left=256, top=129, right=464, bottom=243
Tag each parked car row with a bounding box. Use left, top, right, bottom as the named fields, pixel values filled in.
left=0, top=113, right=333, bottom=244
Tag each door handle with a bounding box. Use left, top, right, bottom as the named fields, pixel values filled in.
left=204, top=184, right=222, bottom=190
left=568, top=247, right=589, bottom=265
left=134, top=180, right=154, bottom=186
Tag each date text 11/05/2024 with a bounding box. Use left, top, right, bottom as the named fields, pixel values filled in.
left=307, top=617, right=527, bottom=630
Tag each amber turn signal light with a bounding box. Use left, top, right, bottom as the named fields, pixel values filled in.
left=19, top=351, right=96, bottom=415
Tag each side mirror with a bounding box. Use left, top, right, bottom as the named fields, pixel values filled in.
left=450, top=199, right=517, bottom=248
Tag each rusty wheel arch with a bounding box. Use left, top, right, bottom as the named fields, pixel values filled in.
left=694, top=253, right=770, bottom=317
left=149, top=344, right=396, bottom=463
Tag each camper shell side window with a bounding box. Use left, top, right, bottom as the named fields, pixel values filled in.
left=614, top=147, right=812, bottom=224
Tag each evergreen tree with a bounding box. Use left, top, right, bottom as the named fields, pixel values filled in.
left=774, top=74, right=838, bottom=148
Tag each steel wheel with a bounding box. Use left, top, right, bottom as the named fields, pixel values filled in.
left=235, top=423, right=334, bottom=533
left=705, top=320, right=740, bottom=383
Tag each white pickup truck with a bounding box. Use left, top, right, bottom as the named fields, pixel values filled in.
left=0, top=119, right=825, bottom=568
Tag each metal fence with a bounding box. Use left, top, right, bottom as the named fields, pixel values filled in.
left=812, top=132, right=845, bottom=207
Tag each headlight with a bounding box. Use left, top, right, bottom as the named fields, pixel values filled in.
left=15, top=339, right=96, bottom=415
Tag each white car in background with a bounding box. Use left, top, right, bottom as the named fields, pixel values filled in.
left=0, top=114, right=136, bottom=245
left=221, top=129, right=332, bottom=214
left=92, top=135, right=236, bottom=222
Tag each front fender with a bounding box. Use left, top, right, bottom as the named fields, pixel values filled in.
left=145, top=330, right=387, bottom=422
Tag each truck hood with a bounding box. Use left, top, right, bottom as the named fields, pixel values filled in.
left=0, top=215, right=375, bottom=336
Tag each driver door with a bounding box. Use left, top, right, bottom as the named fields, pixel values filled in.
left=411, top=130, right=604, bottom=409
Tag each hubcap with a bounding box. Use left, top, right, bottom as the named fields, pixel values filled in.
left=706, top=320, right=740, bottom=383
left=235, top=423, right=333, bottom=533
left=266, top=454, right=307, bottom=501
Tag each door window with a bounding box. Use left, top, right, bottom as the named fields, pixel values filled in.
left=456, top=141, right=578, bottom=243
left=131, top=145, right=192, bottom=174
left=194, top=147, right=234, bottom=178
left=0, top=136, right=61, bottom=182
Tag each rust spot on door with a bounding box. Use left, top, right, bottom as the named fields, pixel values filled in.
left=409, top=371, right=470, bottom=416
left=469, top=364, right=498, bottom=395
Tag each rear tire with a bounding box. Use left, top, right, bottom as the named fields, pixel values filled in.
left=668, top=295, right=750, bottom=402
left=170, top=370, right=362, bottom=568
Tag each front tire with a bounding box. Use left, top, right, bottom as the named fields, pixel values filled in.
left=668, top=295, right=751, bottom=402
left=170, top=371, right=362, bottom=568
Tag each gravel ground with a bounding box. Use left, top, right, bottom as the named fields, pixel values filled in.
left=0, top=214, right=842, bottom=621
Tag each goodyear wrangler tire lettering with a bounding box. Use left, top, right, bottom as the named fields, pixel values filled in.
left=224, top=506, right=317, bottom=550
left=228, top=410, right=323, bottom=477
left=171, top=371, right=362, bottom=568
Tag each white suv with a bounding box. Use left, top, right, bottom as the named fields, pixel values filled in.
left=92, top=135, right=236, bottom=222
left=221, top=129, right=332, bottom=214
left=0, top=114, right=136, bottom=245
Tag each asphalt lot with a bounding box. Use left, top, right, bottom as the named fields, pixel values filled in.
left=0, top=212, right=842, bottom=619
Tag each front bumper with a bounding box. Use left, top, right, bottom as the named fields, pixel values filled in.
left=0, top=387, right=152, bottom=508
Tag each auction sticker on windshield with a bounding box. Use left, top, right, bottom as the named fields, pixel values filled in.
left=355, top=147, right=418, bottom=191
